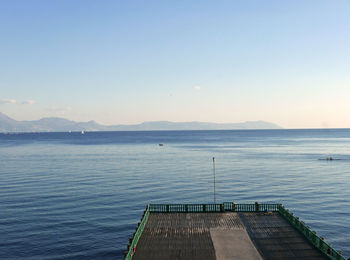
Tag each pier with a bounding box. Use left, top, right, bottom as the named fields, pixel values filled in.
left=125, top=203, right=346, bottom=260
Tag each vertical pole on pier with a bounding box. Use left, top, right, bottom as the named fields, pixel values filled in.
left=213, top=157, right=216, bottom=204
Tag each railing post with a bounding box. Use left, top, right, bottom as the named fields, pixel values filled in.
left=337, top=251, right=342, bottom=260
left=320, top=237, right=325, bottom=251
left=255, top=202, right=259, bottom=212
left=312, top=231, right=317, bottom=245
left=220, top=203, right=224, bottom=212
left=295, top=217, right=299, bottom=229
left=327, top=245, right=331, bottom=256
left=278, top=203, right=283, bottom=213
left=203, top=204, right=206, bottom=212
left=166, top=205, right=169, bottom=213
left=301, top=222, right=305, bottom=233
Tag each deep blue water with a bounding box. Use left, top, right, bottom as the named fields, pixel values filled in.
left=0, top=129, right=349, bottom=259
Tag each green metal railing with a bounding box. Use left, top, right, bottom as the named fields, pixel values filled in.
left=278, top=204, right=346, bottom=260
left=148, top=202, right=280, bottom=213
left=125, top=206, right=150, bottom=260
left=125, top=203, right=346, bottom=260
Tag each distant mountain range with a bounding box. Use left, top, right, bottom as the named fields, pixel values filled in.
left=0, top=112, right=282, bottom=132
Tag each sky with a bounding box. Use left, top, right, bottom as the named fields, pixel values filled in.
left=0, top=0, right=350, bottom=128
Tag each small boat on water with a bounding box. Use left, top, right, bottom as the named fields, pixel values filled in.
left=159, top=143, right=163, bottom=146
left=81, top=130, right=85, bottom=135
left=318, top=156, right=341, bottom=161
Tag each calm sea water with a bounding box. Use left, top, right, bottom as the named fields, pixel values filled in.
left=0, top=129, right=349, bottom=259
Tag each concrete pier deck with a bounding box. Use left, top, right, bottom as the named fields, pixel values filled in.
left=132, top=212, right=327, bottom=260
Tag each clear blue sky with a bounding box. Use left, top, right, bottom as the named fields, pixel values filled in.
left=1, top=0, right=349, bottom=128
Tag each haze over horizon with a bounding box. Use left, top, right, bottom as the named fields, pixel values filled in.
left=1, top=1, right=349, bottom=129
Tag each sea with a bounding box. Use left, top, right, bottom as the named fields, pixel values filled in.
left=0, top=129, right=349, bottom=259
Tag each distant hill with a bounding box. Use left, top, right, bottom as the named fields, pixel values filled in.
left=0, top=112, right=282, bottom=132
left=110, top=121, right=282, bottom=131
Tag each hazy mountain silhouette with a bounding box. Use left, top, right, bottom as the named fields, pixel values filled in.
left=0, top=112, right=282, bottom=132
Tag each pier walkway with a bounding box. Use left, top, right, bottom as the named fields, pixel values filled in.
left=125, top=203, right=345, bottom=260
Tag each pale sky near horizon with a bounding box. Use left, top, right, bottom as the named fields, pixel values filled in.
left=1, top=0, right=350, bottom=128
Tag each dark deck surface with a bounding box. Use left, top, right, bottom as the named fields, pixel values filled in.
left=133, top=212, right=327, bottom=260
